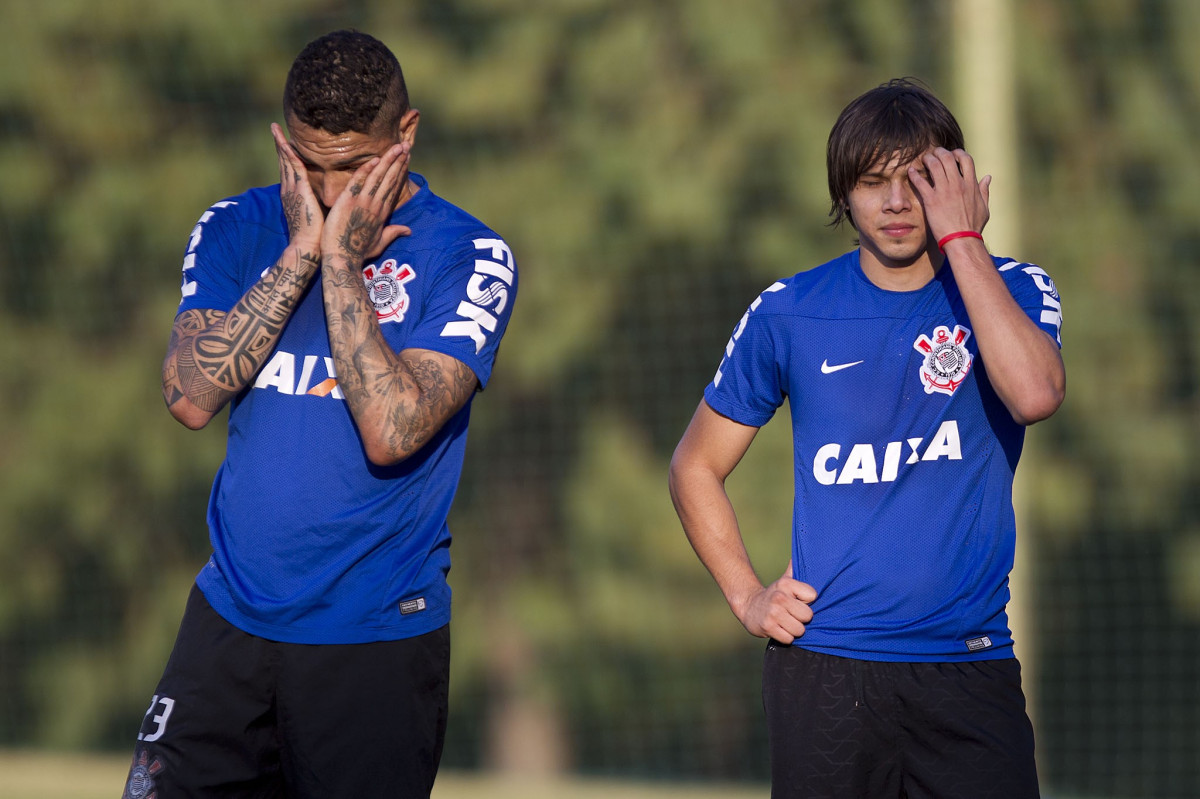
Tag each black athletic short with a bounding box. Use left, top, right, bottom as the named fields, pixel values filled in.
left=121, top=585, right=450, bottom=799
left=763, top=643, right=1039, bottom=799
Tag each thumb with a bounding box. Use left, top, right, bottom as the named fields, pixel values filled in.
left=367, top=225, right=413, bottom=259
left=781, top=560, right=818, bottom=602
left=382, top=224, right=412, bottom=243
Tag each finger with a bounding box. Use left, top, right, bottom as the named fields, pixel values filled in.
left=374, top=143, right=410, bottom=203
left=787, top=580, right=818, bottom=604
left=271, top=125, right=306, bottom=184
left=980, top=174, right=992, bottom=206
left=271, top=124, right=290, bottom=171
left=344, top=157, right=382, bottom=201
left=356, top=142, right=404, bottom=200
left=766, top=587, right=815, bottom=625
left=781, top=559, right=794, bottom=581
left=952, top=149, right=977, bottom=183
left=271, top=124, right=298, bottom=165
left=924, top=148, right=951, bottom=180
left=774, top=614, right=808, bottom=640
left=908, top=163, right=932, bottom=194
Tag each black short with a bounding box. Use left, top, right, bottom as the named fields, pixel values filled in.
left=122, top=585, right=450, bottom=799
left=763, top=643, right=1039, bottom=799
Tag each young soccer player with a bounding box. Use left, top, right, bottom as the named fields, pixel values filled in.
left=669, top=78, right=1064, bottom=798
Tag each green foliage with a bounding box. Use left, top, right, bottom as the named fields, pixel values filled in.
left=0, top=0, right=1197, bottom=794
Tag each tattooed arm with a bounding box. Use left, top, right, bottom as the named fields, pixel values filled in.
left=318, top=138, right=475, bottom=465
left=324, top=255, right=478, bottom=465
left=162, top=246, right=320, bottom=429
left=161, top=123, right=326, bottom=429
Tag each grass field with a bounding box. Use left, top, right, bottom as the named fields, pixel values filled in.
left=0, top=750, right=768, bottom=799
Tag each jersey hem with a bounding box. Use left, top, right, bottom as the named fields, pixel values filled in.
left=196, top=582, right=452, bottom=645
left=796, top=640, right=1015, bottom=663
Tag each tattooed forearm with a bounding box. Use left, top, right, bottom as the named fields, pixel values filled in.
left=321, top=257, right=478, bottom=463
left=163, top=248, right=319, bottom=412
left=171, top=336, right=237, bottom=412
left=385, top=356, right=476, bottom=456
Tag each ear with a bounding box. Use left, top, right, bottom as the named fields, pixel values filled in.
left=398, top=108, right=420, bottom=147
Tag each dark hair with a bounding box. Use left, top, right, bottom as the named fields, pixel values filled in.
left=283, top=30, right=409, bottom=135
left=826, top=78, right=964, bottom=228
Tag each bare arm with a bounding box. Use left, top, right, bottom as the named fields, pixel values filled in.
left=668, top=400, right=817, bottom=642
left=911, top=147, right=1065, bottom=425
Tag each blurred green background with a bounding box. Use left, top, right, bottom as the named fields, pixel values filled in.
left=1, top=1, right=1198, bottom=797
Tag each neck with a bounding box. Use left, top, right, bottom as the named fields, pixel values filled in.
left=858, top=247, right=945, bottom=291
left=393, top=174, right=419, bottom=210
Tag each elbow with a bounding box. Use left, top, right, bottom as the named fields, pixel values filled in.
left=668, top=448, right=706, bottom=510
left=164, top=394, right=216, bottom=430
left=1009, top=381, right=1066, bottom=426
left=667, top=460, right=682, bottom=510
left=363, top=439, right=409, bottom=468
left=171, top=407, right=215, bottom=430
left=668, top=448, right=688, bottom=498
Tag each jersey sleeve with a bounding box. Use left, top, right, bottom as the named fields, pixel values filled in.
left=703, top=291, right=788, bottom=428
left=175, top=199, right=247, bottom=315
left=997, top=259, right=1064, bottom=348
left=402, top=234, right=518, bottom=388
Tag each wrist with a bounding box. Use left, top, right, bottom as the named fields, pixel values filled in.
left=726, top=581, right=762, bottom=621
left=288, top=238, right=322, bottom=258
left=936, top=230, right=984, bottom=252
left=286, top=242, right=322, bottom=274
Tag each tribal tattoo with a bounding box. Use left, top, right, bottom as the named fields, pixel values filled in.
left=164, top=248, right=319, bottom=412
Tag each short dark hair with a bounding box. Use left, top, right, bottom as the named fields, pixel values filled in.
left=826, top=78, right=964, bottom=228
left=283, top=30, right=409, bottom=135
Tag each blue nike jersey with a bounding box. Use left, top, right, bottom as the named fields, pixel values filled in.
left=175, top=173, right=517, bottom=644
left=704, top=249, right=1062, bottom=662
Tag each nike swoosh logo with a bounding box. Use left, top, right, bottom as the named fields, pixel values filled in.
left=821, top=359, right=864, bottom=374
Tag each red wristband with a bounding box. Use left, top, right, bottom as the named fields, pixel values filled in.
left=937, top=230, right=984, bottom=252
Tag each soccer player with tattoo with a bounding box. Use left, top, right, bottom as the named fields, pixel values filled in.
left=669, top=79, right=1064, bottom=798
left=123, top=30, right=516, bottom=799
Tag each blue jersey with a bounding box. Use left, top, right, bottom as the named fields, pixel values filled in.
left=705, top=249, right=1062, bottom=662
left=175, top=173, right=516, bottom=644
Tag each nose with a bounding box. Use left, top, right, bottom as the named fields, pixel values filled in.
left=883, top=180, right=912, bottom=212
left=306, top=173, right=346, bottom=212
left=318, top=178, right=342, bottom=211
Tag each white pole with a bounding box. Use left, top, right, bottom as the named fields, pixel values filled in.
left=951, top=0, right=1036, bottom=726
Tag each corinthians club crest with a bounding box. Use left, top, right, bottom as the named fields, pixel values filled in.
left=362, top=259, right=416, bottom=324
left=122, top=749, right=163, bottom=799
left=913, top=324, right=973, bottom=396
